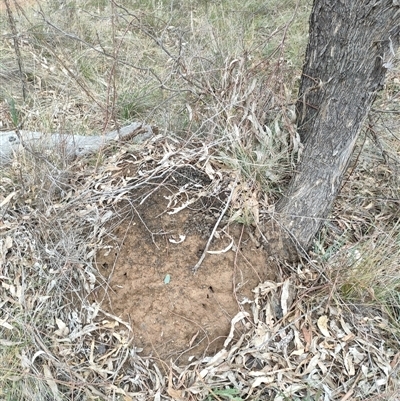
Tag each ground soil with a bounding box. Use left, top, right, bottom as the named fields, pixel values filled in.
left=95, top=186, right=275, bottom=364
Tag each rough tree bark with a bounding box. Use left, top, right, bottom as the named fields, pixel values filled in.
left=262, top=0, right=400, bottom=260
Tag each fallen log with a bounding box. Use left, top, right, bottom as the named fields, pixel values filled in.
left=0, top=122, right=154, bottom=166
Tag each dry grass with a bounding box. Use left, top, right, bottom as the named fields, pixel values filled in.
left=1, top=0, right=400, bottom=400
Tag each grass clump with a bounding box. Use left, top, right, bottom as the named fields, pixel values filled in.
left=1, top=0, right=309, bottom=179
left=331, top=224, right=400, bottom=325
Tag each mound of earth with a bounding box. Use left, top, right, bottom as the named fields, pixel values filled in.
left=95, top=186, right=275, bottom=363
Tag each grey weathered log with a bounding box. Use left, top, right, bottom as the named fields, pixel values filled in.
left=262, top=0, right=400, bottom=260
left=0, top=122, right=153, bottom=166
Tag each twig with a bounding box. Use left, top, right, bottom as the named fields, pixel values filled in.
left=192, top=179, right=237, bottom=273
left=5, top=0, right=26, bottom=101
left=371, top=108, right=400, bottom=114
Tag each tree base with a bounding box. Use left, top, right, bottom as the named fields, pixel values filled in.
left=259, top=220, right=301, bottom=263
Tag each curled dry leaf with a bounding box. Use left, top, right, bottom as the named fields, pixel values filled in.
left=54, top=318, right=69, bottom=337
left=317, top=315, right=331, bottom=338
left=168, top=235, right=186, bottom=244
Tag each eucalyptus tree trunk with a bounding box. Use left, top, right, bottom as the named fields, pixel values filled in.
left=263, top=0, right=400, bottom=260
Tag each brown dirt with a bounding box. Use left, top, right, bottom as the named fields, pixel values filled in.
left=95, top=187, right=275, bottom=364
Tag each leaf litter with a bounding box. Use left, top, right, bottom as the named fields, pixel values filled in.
left=0, top=129, right=399, bottom=400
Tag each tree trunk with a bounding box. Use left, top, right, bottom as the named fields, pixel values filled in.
left=262, top=0, right=400, bottom=260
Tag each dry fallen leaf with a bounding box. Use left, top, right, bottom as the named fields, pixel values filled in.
left=43, top=364, right=62, bottom=401
left=317, top=315, right=331, bottom=337
left=302, top=326, right=312, bottom=351
left=168, top=235, right=186, bottom=244
left=280, top=278, right=291, bottom=317
left=54, top=318, right=69, bottom=337
left=0, top=192, right=16, bottom=208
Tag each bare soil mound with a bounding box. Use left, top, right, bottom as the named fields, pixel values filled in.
left=95, top=186, right=274, bottom=362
